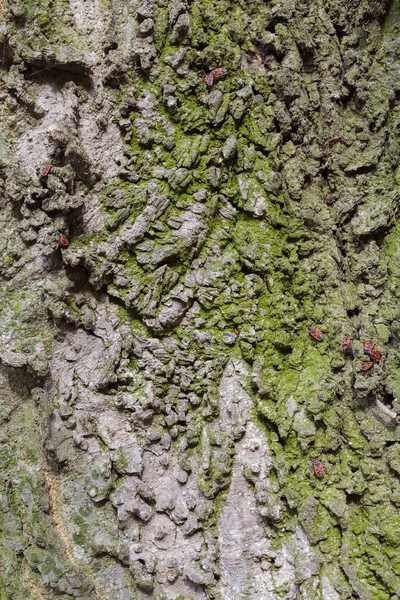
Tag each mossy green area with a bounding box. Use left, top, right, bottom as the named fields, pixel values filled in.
left=0, top=383, right=63, bottom=598
left=64, top=0, right=400, bottom=593
left=7, top=0, right=90, bottom=53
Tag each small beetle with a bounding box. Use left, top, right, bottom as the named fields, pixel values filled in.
left=205, top=73, right=214, bottom=86
left=364, top=340, right=375, bottom=355
left=325, top=195, right=334, bottom=205
left=313, top=459, right=325, bottom=478
left=308, top=325, right=324, bottom=341
left=369, top=348, right=382, bottom=364
left=341, top=336, right=352, bottom=350
left=211, top=67, right=228, bottom=79
left=361, top=361, right=374, bottom=371
left=41, top=166, right=52, bottom=177
left=59, top=235, right=69, bottom=248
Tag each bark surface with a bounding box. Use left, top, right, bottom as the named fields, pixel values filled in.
left=1, top=0, right=400, bottom=598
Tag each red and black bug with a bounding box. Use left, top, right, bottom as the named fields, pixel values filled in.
left=364, top=340, right=375, bottom=355
left=211, top=67, right=228, bottom=79
left=308, top=326, right=324, bottom=341
left=59, top=235, right=69, bottom=248
left=340, top=335, right=352, bottom=350
left=325, top=195, right=334, bottom=205
left=313, top=459, right=325, bottom=478
left=41, top=166, right=52, bottom=177
left=369, top=349, right=382, bottom=364
left=205, top=73, right=214, bottom=86
left=361, top=361, right=374, bottom=371
left=341, top=336, right=352, bottom=350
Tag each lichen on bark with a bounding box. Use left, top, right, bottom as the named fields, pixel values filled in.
left=1, top=0, right=400, bottom=598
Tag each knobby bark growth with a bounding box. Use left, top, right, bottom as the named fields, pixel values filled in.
left=0, top=0, right=400, bottom=598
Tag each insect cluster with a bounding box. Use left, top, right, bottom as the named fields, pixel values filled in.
left=361, top=340, right=382, bottom=371
left=308, top=327, right=383, bottom=372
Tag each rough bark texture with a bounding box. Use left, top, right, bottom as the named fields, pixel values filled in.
left=1, top=0, right=400, bottom=598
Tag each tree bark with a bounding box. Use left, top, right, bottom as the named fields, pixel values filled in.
left=0, top=0, right=400, bottom=598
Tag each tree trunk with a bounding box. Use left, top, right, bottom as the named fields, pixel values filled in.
left=0, top=0, right=400, bottom=598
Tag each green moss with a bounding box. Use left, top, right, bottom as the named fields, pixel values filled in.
left=383, top=0, right=400, bottom=35
left=1, top=0, right=399, bottom=596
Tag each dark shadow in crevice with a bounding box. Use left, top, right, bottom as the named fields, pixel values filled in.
left=299, top=49, right=316, bottom=73
left=22, top=63, right=93, bottom=89
left=107, top=292, right=147, bottom=327
left=0, top=38, right=14, bottom=71
left=366, top=0, right=392, bottom=27
left=63, top=264, right=91, bottom=288
left=256, top=410, right=283, bottom=443
left=62, top=206, right=87, bottom=239
left=333, top=22, right=347, bottom=43
left=253, top=39, right=282, bottom=61
left=344, top=164, right=377, bottom=177
left=378, top=389, right=397, bottom=411
left=0, top=363, right=45, bottom=404
left=373, top=228, right=391, bottom=248
left=357, top=223, right=395, bottom=248
left=313, top=419, right=327, bottom=432
left=338, top=203, right=358, bottom=228
left=41, top=250, right=64, bottom=274
left=385, top=440, right=397, bottom=447
left=346, top=492, right=362, bottom=505
left=340, top=84, right=356, bottom=110
left=151, top=253, right=186, bottom=271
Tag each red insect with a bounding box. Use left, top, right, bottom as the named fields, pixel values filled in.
left=361, top=361, right=374, bottom=371
left=325, top=195, right=334, bottom=205
left=205, top=73, right=214, bottom=86
left=313, top=459, right=325, bottom=478
left=364, top=340, right=375, bottom=355
left=211, top=67, right=227, bottom=79
left=341, top=336, right=352, bottom=350
left=369, top=349, right=382, bottom=364
left=308, top=326, right=324, bottom=341
left=41, top=166, right=52, bottom=177
left=59, top=236, right=69, bottom=248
